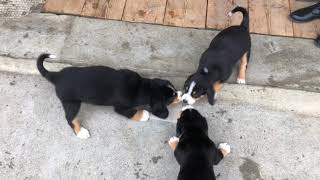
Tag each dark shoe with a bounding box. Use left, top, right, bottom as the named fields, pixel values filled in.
left=315, top=36, right=320, bottom=48
left=290, top=3, right=320, bottom=22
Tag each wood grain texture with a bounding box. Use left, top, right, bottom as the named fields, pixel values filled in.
left=95, top=0, right=127, bottom=20
left=122, top=0, right=167, bottom=24
left=164, top=0, right=207, bottom=28
left=207, top=0, right=233, bottom=29
left=43, top=0, right=86, bottom=15
left=290, top=0, right=318, bottom=39
left=81, top=0, right=99, bottom=17
left=248, top=0, right=269, bottom=34
left=269, top=0, right=293, bottom=36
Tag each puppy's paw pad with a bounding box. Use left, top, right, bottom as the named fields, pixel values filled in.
left=76, top=127, right=90, bottom=139
left=218, top=143, right=231, bottom=154
left=168, top=136, right=179, bottom=145
left=237, top=78, right=246, bottom=84
left=140, top=110, right=150, bottom=121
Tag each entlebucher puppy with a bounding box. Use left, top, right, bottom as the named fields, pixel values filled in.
left=182, top=6, right=251, bottom=105
left=37, top=54, right=182, bottom=139
left=168, top=106, right=231, bottom=180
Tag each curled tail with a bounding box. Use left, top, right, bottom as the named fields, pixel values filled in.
left=37, top=53, right=57, bottom=83
left=228, top=6, right=249, bottom=30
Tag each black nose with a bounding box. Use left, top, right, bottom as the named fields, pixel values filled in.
left=183, top=99, right=188, bottom=104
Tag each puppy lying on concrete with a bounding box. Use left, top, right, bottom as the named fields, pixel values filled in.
left=37, top=54, right=181, bottom=139
left=182, top=6, right=251, bottom=105
left=168, top=106, right=231, bottom=180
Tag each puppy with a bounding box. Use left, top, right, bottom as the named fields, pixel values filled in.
left=37, top=54, right=181, bottom=139
left=182, top=6, right=251, bottom=105
left=168, top=106, right=231, bottom=180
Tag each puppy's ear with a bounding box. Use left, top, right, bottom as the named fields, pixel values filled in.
left=153, top=78, right=176, bottom=90
left=206, top=88, right=216, bottom=105
left=201, top=67, right=209, bottom=75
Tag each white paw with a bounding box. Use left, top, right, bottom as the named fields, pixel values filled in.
left=218, top=143, right=231, bottom=154
left=168, top=136, right=179, bottom=145
left=237, top=78, right=246, bottom=84
left=140, top=110, right=150, bottom=121
left=76, top=127, right=90, bottom=139
left=214, top=93, right=218, bottom=100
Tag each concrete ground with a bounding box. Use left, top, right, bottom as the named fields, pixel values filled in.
left=0, top=12, right=320, bottom=180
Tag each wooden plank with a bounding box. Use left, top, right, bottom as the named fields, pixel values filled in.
left=248, top=0, right=269, bottom=34
left=230, top=0, right=248, bottom=26
left=207, top=0, right=233, bottom=29
left=81, top=0, right=99, bottom=17
left=122, top=0, right=167, bottom=24
left=269, top=0, right=293, bottom=37
left=164, top=0, right=207, bottom=28
left=95, top=0, right=127, bottom=20
left=43, top=0, right=86, bottom=15
left=289, top=0, right=318, bottom=39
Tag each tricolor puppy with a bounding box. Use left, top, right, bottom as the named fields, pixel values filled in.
left=168, top=106, right=231, bottom=180
left=37, top=54, right=182, bottom=139
left=182, top=6, right=251, bottom=105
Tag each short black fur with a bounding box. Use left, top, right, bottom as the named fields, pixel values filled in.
left=174, top=109, right=224, bottom=180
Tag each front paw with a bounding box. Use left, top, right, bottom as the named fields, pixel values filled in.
left=76, top=127, right=90, bottom=139
left=218, top=143, right=231, bottom=157
left=237, top=78, right=246, bottom=84
left=168, top=136, right=179, bottom=150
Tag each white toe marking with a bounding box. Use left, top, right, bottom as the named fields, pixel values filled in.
left=218, top=143, right=231, bottom=154
left=140, top=110, right=150, bottom=121
left=168, top=136, right=179, bottom=145
left=237, top=78, right=246, bottom=84
left=49, top=54, right=57, bottom=59
left=76, top=127, right=90, bottom=139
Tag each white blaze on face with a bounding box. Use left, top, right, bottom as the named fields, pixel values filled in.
left=181, top=81, right=196, bottom=105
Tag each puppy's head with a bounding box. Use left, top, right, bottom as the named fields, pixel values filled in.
left=182, top=67, right=219, bottom=105
left=151, top=78, right=182, bottom=105
left=176, top=106, right=208, bottom=137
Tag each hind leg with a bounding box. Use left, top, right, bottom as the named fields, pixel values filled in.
left=237, top=50, right=250, bottom=84
left=62, top=101, right=90, bottom=139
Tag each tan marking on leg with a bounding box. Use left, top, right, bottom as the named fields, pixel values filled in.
left=131, top=110, right=144, bottom=121
left=212, top=81, right=223, bottom=93
left=169, top=138, right=179, bottom=151
left=238, top=52, right=248, bottom=81
left=72, top=118, right=81, bottom=134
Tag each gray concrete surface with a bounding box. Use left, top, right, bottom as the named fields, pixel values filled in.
left=0, top=0, right=44, bottom=19
left=1, top=72, right=320, bottom=180
left=0, top=13, right=319, bottom=93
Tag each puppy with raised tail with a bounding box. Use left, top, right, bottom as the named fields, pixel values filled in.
left=37, top=54, right=182, bottom=139
left=168, top=106, right=231, bottom=180
left=182, top=6, right=251, bottom=105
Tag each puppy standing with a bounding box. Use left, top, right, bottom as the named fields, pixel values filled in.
left=182, top=6, right=251, bottom=105
left=37, top=54, right=181, bottom=139
left=168, top=106, right=231, bottom=180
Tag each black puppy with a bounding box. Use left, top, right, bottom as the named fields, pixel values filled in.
left=182, top=6, right=251, bottom=105
left=37, top=54, right=181, bottom=139
left=168, top=106, right=231, bottom=180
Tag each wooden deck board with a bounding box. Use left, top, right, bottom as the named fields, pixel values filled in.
left=290, top=0, right=318, bottom=39
left=42, top=0, right=318, bottom=39
left=164, top=0, right=207, bottom=28
left=94, top=0, right=127, bottom=20
left=43, top=0, right=86, bottom=15
left=207, top=0, right=233, bottom=29
left=122, top=0, right=167, bottom=24
left=269, top=0, right=293, bottom=37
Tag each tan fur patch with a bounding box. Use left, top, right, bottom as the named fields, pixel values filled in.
left=169, top=140, right=178, bottom=151
left=72, top=118, right=81, bottom=134
left=170, top=96, right=181, bottom=106
left=131, top=110, right=144, bottom=121
left=238, top=52, right=248, bottom=80
left=213, top=81, right=223, bottom=93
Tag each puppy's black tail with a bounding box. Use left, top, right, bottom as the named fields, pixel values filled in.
left=228, top=6, right=249, bottom=30
left=37, top=53, right=57, bottom=83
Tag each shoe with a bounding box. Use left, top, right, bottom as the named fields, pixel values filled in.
left=315, top=36, right=320, bottom=48
left=290, top=3, right=320, bottom=22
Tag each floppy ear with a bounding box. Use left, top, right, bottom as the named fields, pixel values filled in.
left=206, top=88, right=216, bottom=105
left=153, top=78, right=176, bottom=90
